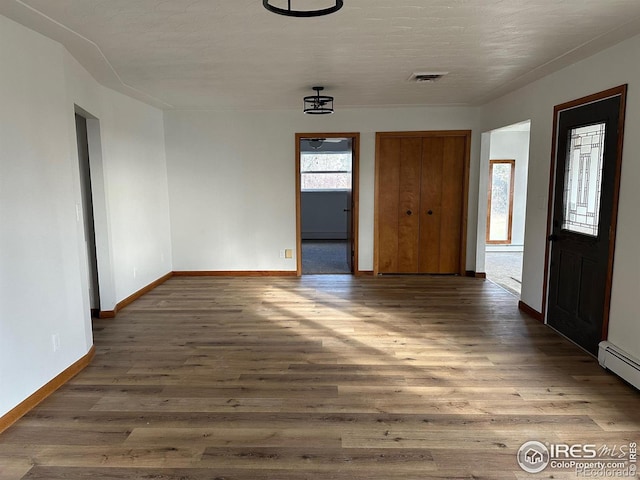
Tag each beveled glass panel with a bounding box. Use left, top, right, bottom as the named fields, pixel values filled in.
left=562, top=123, right=606, bottom=236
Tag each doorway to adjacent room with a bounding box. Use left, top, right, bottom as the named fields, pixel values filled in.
left=296, top=133, right=360, bottom=275
left=75, top=112, right=101, bottom=315
left=478, top=121, right=531, bottom=296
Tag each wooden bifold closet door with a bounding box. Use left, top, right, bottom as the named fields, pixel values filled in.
left=375, top=131, right=470, bottom=275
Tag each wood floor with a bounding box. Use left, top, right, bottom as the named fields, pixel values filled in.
left=1, top=275, right=639, bottom=479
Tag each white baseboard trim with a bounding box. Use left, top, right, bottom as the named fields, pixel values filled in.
left=598, top=341, right=640, bottom=390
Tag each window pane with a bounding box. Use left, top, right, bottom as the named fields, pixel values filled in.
left=488, top=163, right=513, bottom=242
left=301, top=153, right=352, bottom=173
left=300, top=152, right=352, bottom=191
left=301, top=172, right=352, bottom=190
left=562, top=123, right=606, bottom=237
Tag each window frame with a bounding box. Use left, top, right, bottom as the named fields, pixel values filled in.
left=486, top=159, right=516, bottom=245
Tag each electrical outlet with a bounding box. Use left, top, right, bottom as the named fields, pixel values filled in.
left=160, top=252, right=165, bottom=263
left=285, top=249, right=293, bottom=259
left=279, top=250, right=285, bottom=259
left=52, top=333, right=60, bottom=352
left=133, top=267, right=137, bottom=278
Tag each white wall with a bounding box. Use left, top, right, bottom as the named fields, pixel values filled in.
left=0, top=15, right=172, bottom=417
left=62, top=52, right=173, bottom=310
left=164, top=107, right=481, bottom=272
left=99, top=88, right=173, bottom=302
left=480, top=33, right=640, bottom=360
left=488, top=129, right=530, bottom=247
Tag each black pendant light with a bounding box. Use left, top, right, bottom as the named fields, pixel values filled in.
left=304, top=87, right=334, bottom=115
left=308, top=138, right=324, bottom=149
left=263, top=0, right=343, bottom=18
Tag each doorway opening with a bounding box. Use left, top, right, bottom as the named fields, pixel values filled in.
left=75, top=113, right=101, bottom=316
left=296, top=133, right=360, bottom=275
left=74, top=105, right=114, bottom=320
left=477, top=121, right=531, bottom=296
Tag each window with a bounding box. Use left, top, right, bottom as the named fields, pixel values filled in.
left=487, top=159, right=515, bottom=244
left=300, top=153, right=352, bottom=191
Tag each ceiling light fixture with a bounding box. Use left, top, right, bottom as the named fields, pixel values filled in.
left=308, top=138, right=325, bottom=149
left=263, top=0, right=343, bottom=18
left=303, top=86, right=334, bottom=115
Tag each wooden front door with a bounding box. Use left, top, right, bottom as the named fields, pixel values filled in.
left=547, top=87, right=627, bottom=356
left=376, top=131, right=470, bottom=275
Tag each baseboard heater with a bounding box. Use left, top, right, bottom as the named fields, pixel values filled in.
left=598, top=341, right=640, bottom=390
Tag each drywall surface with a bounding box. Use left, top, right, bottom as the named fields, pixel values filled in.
left=98, top=86, right=172, bottom=303
left=0, top=14, right=89, bottom=418
left=164, top=107, right=481, bottom=272
left=0, top=15, right=172, bottom=417
left=63, top=51, right=173, bottom=309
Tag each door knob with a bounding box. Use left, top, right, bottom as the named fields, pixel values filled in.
left=427, top=210, right=433, bottom=215
left=406, top=210, right=412, bottom=216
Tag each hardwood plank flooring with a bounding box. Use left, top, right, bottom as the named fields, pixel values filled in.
left=1, top=275, right=639, bottom=479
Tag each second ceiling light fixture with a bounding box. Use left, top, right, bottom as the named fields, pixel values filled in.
left=263, top=0, right=343, bottom=18
left=303, top=87, right=334, bottom=115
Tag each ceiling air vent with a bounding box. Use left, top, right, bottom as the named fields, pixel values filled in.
left=409, top=72, right=448, bottom=83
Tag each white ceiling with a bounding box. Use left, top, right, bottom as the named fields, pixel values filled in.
left=3, top=0, right=640, bottom=110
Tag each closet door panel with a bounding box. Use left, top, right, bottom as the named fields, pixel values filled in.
left=397, top=138, right=423, bottom=273
left=439, top=136, right=466, bottom=273
left=419, top=137, right=444, bottom=273
left=375, top=130, right=469, bottom=276
left=377, top=137, right=401, bottom=273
